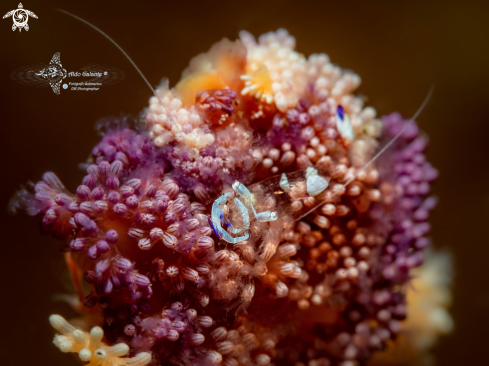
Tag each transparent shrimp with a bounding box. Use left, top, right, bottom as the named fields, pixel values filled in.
left=207, top=169, right=328, bottom=244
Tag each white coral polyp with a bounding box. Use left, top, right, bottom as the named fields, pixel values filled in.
left=240, top=29, right=309, bottom=112
left=306, top=52, right=382, bottom=142
left=185, top=128, right=215, bottom=149
left=146, top=94, right=209, bottom=147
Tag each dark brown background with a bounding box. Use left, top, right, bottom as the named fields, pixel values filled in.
left=1, top=0, right=488, bottom=364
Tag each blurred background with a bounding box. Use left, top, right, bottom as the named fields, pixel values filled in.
left=0, top=0, right=488, bottom=364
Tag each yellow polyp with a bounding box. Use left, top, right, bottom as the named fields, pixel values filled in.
left=49, top=315, right=152, bottom=366
left=175, top=38, right=247, bottom=106
left=207, top=38, right=247, bottom=90
left=174, top=71, right=226, bottom=107
left=241, top=65, right=273, bottom=103
left=369, top=250, right=453, bottom=366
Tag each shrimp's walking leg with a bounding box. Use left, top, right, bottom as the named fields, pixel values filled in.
left=232, top=181, right=278, bottom=222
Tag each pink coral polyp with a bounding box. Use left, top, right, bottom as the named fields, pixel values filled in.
left=14, top=29, right=437, bottom=365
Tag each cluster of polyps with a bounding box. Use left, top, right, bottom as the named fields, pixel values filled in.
left=132, top=302, right=210, bottom=349
left=49, top=315, right=151, bottom=366
left=239, top=29, right=308, bottom=112
left=12, top=26, right=447, bottom=366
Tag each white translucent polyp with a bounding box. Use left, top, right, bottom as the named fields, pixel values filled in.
left=90, top=326, right=104, bottom=341
left=105, top=343, right=130, bottom=357
left=123, top=352, right=153, bottom=366
left=49, top=314, right=75, bottom=335
left=72, top=329, right=85, bottom=343
left=79, top=349, right=92, bottom=361
left=58, top=339, right=73, bottom=352
left=49, top=314, right=152, bottom=366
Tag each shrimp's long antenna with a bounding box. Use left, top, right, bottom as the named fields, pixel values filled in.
left=56, top=9, right=180, bottom=130
left=189, top=196, right=220, bottom=214
left=293, top=86, right=434, bottom=223
left=343, top=86, right=434, bottom=187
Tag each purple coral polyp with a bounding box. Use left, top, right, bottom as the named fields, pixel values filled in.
left=13, top=29, right=439, bottom=366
